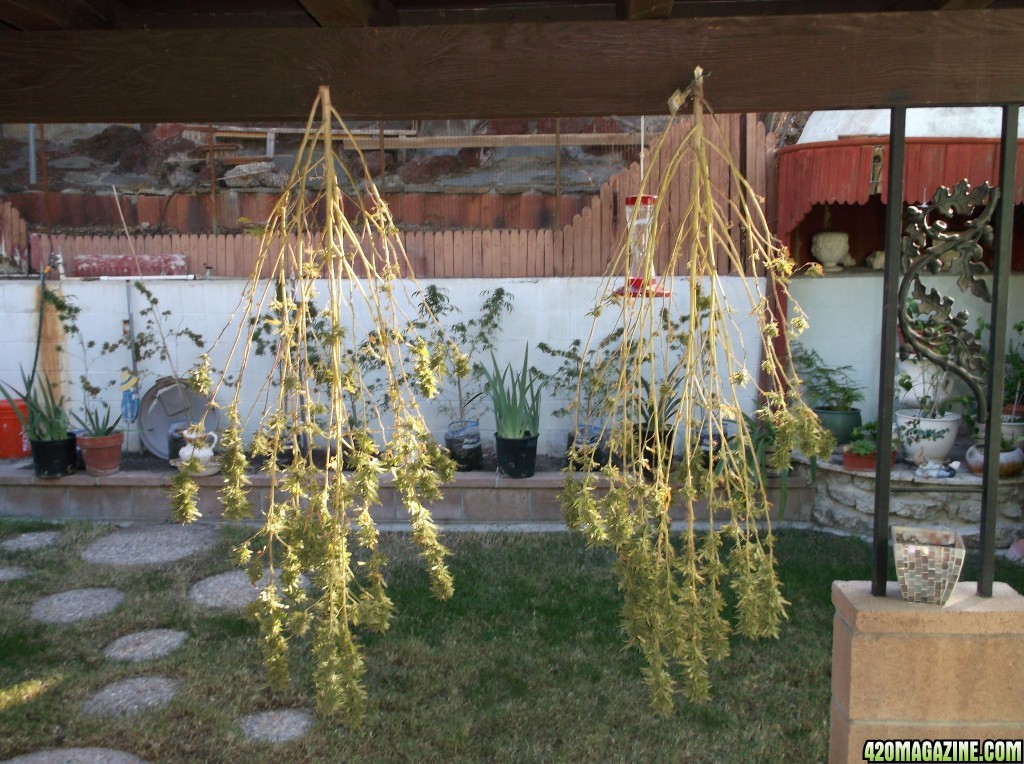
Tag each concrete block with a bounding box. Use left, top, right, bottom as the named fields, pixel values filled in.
left=831, top=580, right=1024, bottom=760
left=463, top=487, right=529, bottom=521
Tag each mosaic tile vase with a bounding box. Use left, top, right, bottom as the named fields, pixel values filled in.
left=891, top=526, right=965, bottom=606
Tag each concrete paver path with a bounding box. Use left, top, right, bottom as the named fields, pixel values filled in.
left=103, top=630, right=188, bottom=662
left=0, top=748, right=147, bottom=763
left=2, top=531, right=61, bottom=552
left=237, top=709, right=313, bottom=744
left=81, top=677, right=178, bottom=718
left=0, top=565, right=29, bottom=581
left=29, top=588, right=125, bottom=624
left=81, top=525, right=217, bottom=566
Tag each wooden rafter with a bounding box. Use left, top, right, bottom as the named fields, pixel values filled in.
left=298, top=0, right=397, bottom=26
left=941, top=0, right=996, bottom=8
left=617, top=0, right=674, bottom=20
left=1, top=10, right=1023, bottom=121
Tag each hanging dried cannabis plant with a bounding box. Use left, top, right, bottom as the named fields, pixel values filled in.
left=173, top=87, right=458, bottom=724
left=561, top=69, right=833, bottom=714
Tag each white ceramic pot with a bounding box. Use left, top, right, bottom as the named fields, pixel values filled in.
left=895, top=409, right=961, bottom=464
left=896, top=357, right=954, bottom=409
left=1002, top=416, right=1024, bottom=449
left=811, top=232, right=849, bottom=272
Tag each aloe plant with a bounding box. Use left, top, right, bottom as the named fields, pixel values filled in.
left=479, top=346, right=544, bottom=439
left=0, top=369, right=69, bottom=442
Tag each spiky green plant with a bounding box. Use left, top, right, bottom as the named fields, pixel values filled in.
left=561, top=68, right=833, bottom=715
left=172, top=87, right=456, bottom=725
left=0, top=369, right=69, bottom=442
left=478, top=346, right=544, bottom=439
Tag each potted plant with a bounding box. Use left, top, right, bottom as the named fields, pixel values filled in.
left=964, top=434, right=1024, bottom=478
left=411, top=285, right=514, bottom=471
left=73, top=402, right=124, bottom=476
left=0, top=370, right=75, bottom=478
left=1002, top=320, right=1024, bottom=447
left=841, top=421, right=897, bottom=472
left=479, top=346, right=544, bottom=478
left=792, top=343, right=864, bottom=445
left=535, top=331, right=619, bottom=470
left=895, top=361, right=964, bottom=464
left=634, top=375, right=682, bottom=480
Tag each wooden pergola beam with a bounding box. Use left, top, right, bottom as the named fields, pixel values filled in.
left=298, top=0, right=397, bottom=27
left=617, top=0, right=675, bottom=20
left=2, top=10, right=1024, bottom=122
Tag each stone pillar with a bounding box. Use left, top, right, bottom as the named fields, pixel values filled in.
left=830, top=580, right=1024, bottom=763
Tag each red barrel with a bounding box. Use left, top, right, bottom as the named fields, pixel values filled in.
left=0, top=399, right=31, bottom=458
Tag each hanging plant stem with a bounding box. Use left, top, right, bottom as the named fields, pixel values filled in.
left=174, top=87, right=457, bottom=724
left=561, top=68, right=833, bottom=714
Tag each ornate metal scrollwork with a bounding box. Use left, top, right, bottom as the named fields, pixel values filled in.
left=898, top=179, right=996, bottom=422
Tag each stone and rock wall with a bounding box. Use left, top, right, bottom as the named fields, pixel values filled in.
left=804, top=460, right=1024, bottom=548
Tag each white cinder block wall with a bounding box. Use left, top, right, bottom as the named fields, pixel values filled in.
left=0, top=275, right=769, bottom=459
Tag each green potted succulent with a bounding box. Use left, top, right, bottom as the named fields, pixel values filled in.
left=479, top=345, right=544, bottom=478
left=73, top=402, right=124, bottom=476
left=841, top=421, right=897, bottom=472
left=0, top=370, right=76, bottom=478
left=792, top=343, right=865, bottom=446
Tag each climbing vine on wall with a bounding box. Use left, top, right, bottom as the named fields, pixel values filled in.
left=172, top=87, right=460, bottom=724
left=561, top=69, right=834, bottom=714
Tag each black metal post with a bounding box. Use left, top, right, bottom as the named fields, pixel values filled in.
left=872, top=107, right=907, bottom=597
left=978, top=104, right=1019, bottom=597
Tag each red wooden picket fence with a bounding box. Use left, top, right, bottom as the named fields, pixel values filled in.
left=0, top=201, right=29, bottom=267
left=26, top=115, right=774, bottom=280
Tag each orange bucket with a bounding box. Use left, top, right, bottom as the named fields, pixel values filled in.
left=0, top=399, right=31, bottom=458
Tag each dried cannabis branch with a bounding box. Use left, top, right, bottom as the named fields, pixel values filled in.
left=174, top=87, right=457, bottom=724
left=561, top=69, right=833, bottom=714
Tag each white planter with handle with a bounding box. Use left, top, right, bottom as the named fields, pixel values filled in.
left=895, top=409, right=961, bottom=464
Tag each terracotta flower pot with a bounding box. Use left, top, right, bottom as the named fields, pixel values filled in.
left=77, top=431, right=124, bottom=476
left=841, top=449, right=896, bottom=472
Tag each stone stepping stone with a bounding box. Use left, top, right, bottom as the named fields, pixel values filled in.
left=1, top=531, right=61, bottom=552
left=103, top=629, right=188, bottom=662
left=0, top=748, right=147, bottom=763
left=189, top=570, right=309, bottom=611
left=237, top=709, right=313, bottom=745
left=0, top=565, right=29, bottom=582
left=30, top=588, right=124, bottom=625
left=81, top=676, right=178, bottom=718
left=81, top=525, right=217, bottom=566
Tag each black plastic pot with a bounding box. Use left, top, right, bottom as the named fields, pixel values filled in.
left=638, top=426, right=675, bottom=480
left=566, top=425, right=608, bottom=471
left=495, top=433, right=538, bottom=479
left=445, top=420, right=483, bottom=471
left=30, top=433, right=77, bottom=479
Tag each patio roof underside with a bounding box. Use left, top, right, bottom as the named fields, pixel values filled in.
left=1, top=2, right=1024, bottom=122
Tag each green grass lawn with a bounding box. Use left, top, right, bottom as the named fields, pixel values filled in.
left=1, top=519, right=1022, bottom=763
